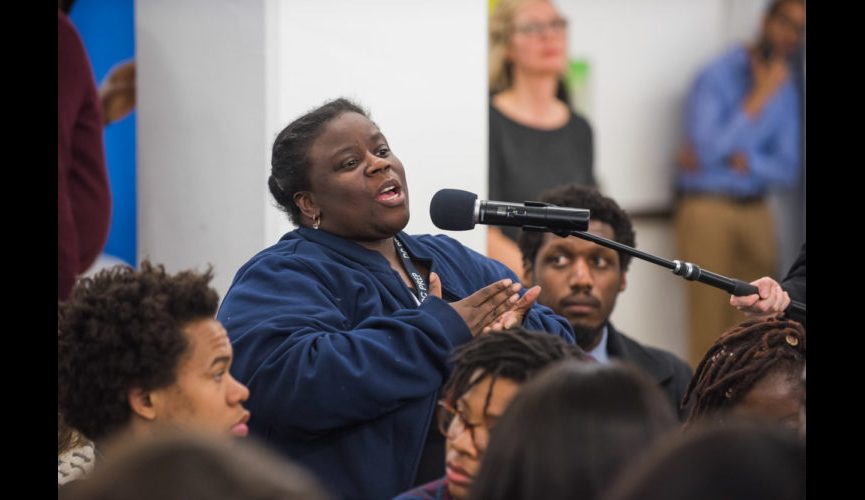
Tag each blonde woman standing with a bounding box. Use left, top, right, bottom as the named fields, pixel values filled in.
left=488, top=0, right=595, bottom=277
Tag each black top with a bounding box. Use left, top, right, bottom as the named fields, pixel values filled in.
left=782, top=242, right=806, bottom=325
left=413, top=424, right=446, bottom=487
left=606, top=322, right=694, bottom=420
left=489, top=103, right=595, bottom=241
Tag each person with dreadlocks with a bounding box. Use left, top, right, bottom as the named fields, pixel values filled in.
left=681, top=316, right=805, bottom=432
left=393, top=327, right=588, bottom=500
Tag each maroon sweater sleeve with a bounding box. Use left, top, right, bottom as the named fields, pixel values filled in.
left=58, top=10, right=111, bottom=300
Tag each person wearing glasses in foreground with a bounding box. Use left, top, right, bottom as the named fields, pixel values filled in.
left=394, top=327, right=588, bottom=499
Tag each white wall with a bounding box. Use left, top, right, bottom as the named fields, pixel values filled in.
left=264, top=0, right=489, bottom=252
left=136, top=0, right=268, bottom=297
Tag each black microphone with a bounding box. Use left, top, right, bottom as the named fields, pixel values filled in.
left=430, top=189, right=590, bottom=232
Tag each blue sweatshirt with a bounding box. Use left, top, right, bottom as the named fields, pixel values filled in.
left=217, top=227, right=573, bottom=499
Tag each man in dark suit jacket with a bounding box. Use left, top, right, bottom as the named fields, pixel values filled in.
left=518, top=185, right=693, bottom=418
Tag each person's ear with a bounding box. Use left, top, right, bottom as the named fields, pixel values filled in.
left=128, top=387, right=156, bottom=421
left=294, top=192, right=319, bottom=221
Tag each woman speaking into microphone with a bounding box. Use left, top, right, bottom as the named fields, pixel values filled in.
left=217, top=98, right=573, bottom=500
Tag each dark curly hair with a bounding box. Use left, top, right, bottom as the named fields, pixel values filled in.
left=441, top=327, right=588, bottom=414
left=58, top=261, right=219, bottom=443
left=268, top=98, right=369, bottom=225
left=518, top=184, right=637, bottom=272
left=682, top=316, right=805, bottom=426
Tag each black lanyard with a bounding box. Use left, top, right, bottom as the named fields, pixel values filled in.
left=393, top=236, right=428, bottom=303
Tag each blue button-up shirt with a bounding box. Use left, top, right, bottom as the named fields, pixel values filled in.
left=677, top=46, right=801, bottom=198
left=588, top=324, right=611, bottom=364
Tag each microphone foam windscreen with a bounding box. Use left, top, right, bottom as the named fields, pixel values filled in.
left=430, top=189, right=477, bottom=231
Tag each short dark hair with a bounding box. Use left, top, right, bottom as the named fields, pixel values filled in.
left=470, top=361, right=677, bottom=500
left=441, top=327, right=587, bottom=413
left=58, top=432, right=331, bottom=500
left=606, top=422, right=805, bottom=500
left=58, top=261, right=219, bottom=443
left=682, top=317, right=806, bottom=426
left=518, top=184, right=636, bottom=272
left=268, top=98, right=369, bottom=225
